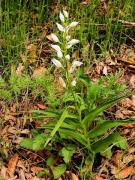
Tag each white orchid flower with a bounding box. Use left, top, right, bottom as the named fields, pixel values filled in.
left=51, top=44, right=61, bottom=52
left=65, top=54, right=70, bottom=60
left=59, top=77, right=66, bottom=88
left=50, top=34, right=59, bottom=42
left=56, top=23, right=65, bottom=32
left=72, top=61, right=83, bottom=67
left=71, top=79, right=77, bottom=86
left=66, top=21, right=79, bottom=31
left=59, top=12, right=65, bottom=22
left=57, top=50, right=63, bottom=58
left=63, top=10, right=68, bottom=18
left=69, top=21, right=79, bottom=28
left=51, top=58, right=63, bottom=68
left=69, top=61, right=83, bottom=73
left=67, top=39, right=80, bottom=48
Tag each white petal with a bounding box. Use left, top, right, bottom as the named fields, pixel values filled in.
left=56, top=23, right=65, bottom=32
left=67, top=39, right=80, bottom=46
left=51, top=44, right=61, bottom=52
left=51, top=58, right=62, bottom=68
left=59, top=12, right=65, bottom=22
left=65, top=54, right=70, bottom=60
left=59, top=77, right=66, bottom=88
left=63, top=10, right=68, bottom=18
left=50, top=34, right=59, bottom=42
left=57, top=50, right=63, bottom=58
left=71, top=79, right=77, bottom=86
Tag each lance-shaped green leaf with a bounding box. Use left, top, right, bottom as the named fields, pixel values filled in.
left=91, top=132, right=128, bottom=153
left=44, top=109, right=69, bottom=147
left=58, top=129, right=88, bottom=149
left=88, top=120, right=135, bottom=138
left=82, top=95, right=126, bottom=127
left=32, top=109, right=59, bottom=119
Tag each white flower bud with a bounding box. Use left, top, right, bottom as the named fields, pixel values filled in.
left=63, top=10, right=68, bottom=18
left=57, top=50, right=63, bottom=58
left=51, top=44, right=61, bottom=52
left=51, top=58, right=62, bottom=68
left=71, top=79, right=77, bottom=86
left=59, top=77, right=66, bottom=88
left=59, top=12, right=65, bottom=22
left=50, top=34, right=59, bottom=42
left=65, top=54, right=70, bottom=60
left=56, top=23, right=65, bottom=32
left=69, top=61, right=83, bottom=73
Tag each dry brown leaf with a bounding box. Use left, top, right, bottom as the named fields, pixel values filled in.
left=132, top=95, right=135, bottom=106
left=31, top=166, right=44, bottom=174
left=72, top=50, right=79, bottom=60
left=93, top=175, right=104, bottom=180
left=37, top=103, right=47, bottom=110
left=20, top=54, right=27, bottom=63
left=129, top=75, right=135, bottom=88
left=7, top=154, right=19, bottom=177
left=15, top=63, right=24, bottom=76
left=80, top=0, right=90, bottom=5
left=112, top=166, right=134, bottom=179
left=121, top=98, right=133, bottom=107
left=96, top=62, right=104, bottom=74
left=32, top=67, right=47, bottom=77
left=112, top=151, right=124, bottom=168
left=128, top=147, right=135, bottom=154
left=1, top=166, right=8, bottom=180
left=17, top=160, right=27, bottom=171
left=102, top=66, right=108, bottom=75
left=71, top=173, right=79, bottom=180
left=115, top=110, right=125, bottom=119
left=27, top=44, right=37, bottom=52
left=5, top=114, right=16, bottom=122
left=123, top=154, right=135, bottom=164
left=19, top=169, right=26, bottom=180
left=122, top=124, right=135, bottom=128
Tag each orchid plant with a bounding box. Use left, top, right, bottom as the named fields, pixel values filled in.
left=50, top=10, right=83, bottom=88
left=21, top=9, right=133, bottom=178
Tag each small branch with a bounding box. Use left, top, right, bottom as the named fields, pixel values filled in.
left=117, top=20, right=135, bottom=26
